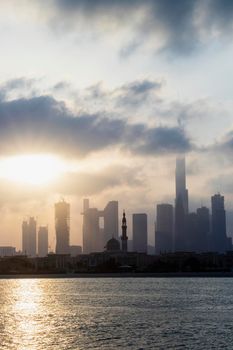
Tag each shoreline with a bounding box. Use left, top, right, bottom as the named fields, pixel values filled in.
left=1, top=271, right=233, bottom=279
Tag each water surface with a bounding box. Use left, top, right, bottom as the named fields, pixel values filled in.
left=1, top=277, right=233, bottom=349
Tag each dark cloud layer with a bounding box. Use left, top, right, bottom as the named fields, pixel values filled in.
left=0, top=91, right=191, bottom=157
left=44, top=0, right=233, bottom=55
left=115, top=79, right=162, bottom=107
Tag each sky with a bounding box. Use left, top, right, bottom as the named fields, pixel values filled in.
left=1, top=0, right=233, bottom=250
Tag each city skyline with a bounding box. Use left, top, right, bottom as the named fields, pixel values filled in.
left=3, top=155, right=233, bottom=256
left=1, top=1, right=233, bottom=250
left=2, top=2, right=233, bottom=349
left=2, top=155, right=233, bottom=251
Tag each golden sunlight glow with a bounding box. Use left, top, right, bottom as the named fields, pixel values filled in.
left=0, top=154, right=65, bottom=185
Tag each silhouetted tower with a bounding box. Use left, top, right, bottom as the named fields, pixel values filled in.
left=211, top=194, right=227, bottom=253
left=55, top=199, right=70, bottom=254
left=175, top=195, right=186, bottom=251
left=155, top=204, right=173, bottom=254
left=133, top=213, right=147, bottom=253
left=103, top=201, right=119, bottom=243
left=38, top=226, right=48, bottom=257
left=196, top=206, right=210, bottom=252
left=175, top=157, right=188, bottom=251
left=121, top=211, right=128, bottom=252
left=175, top=157, right=188, bottom=214
left=22, top=220, right=29, bottom=255
left=22, top=217, right=37, bottom=257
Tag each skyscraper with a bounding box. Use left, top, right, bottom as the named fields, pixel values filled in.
left=121, top=211, right=128, bottom=252
left=55, top=200, right=70, bottom=254
left=186, top=212, right=198, bottom=252
left=38, top=226, right=48, bottom=257
left=82, top=198, right=102, bottom=253
left=155, top=204, right=173, bottom=254
left=82, top=199, right=119, bottom=253
left=22, top=220, right=29, bottom=255
left=175, top=157, right=188, bottom=214
left=133, top=213, right=147, bottom=253
left=196, top=206, right=210, bottom=252
left=174, top=157, right=188, bottom=251
left=103, top=201, right=119, bottom=244
left=211, top=194, right=227, bottom=253
left=22, top=217, right=37, bottom=257
left=83, top=207, right=101, bottom=253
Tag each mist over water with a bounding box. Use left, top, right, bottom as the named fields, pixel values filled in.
left=1, top=278, right=233, bottom=349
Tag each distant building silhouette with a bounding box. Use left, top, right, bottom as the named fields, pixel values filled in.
left=211, top=194, right=227, bottom=253
left=38, top=226, right=48, bottom=257
left=175, top=157, right=188, bottom=214
left=155, top=204, right=173, bottom=254
left=175, top=157, right=188, bottom=251
left=121, top=211, right=128, bottom=252
left=0, top=246, right=16, bottom=257
left=22, top=220, right=29, bottom=255
left=133, top=213, right=147, bottom=253
left=69, top=245, right=82, bottom=257
left=82, top=200, right=101, bottom=253
left=103, top=201, right=119, bottom=243
left=82, top=199, right=119, bottom=253
left=22, top=217, right=37, bottom=257
left=174, top=195, right=186, bottom=251
left=186, top=212, right=198, bottom=252
left=106, top=237, right=120, bottom=252
left=196, top=206, right=210, bottom=252
left=55, top=200, right=70, bottom=254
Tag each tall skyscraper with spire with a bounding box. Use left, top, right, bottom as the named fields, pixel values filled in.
left=175, top=157, right=188, bottom=215
left=174, top=156, right=189, bottom=251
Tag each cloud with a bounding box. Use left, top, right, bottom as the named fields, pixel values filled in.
left=55, top=165, right=143, bottom=196
left=115, top=79, right=162, bottom=107
left=129, top=126, right=191, bottom=155
left=32, top=0, right=233, bottom=55
left=0, top=90, right=192, bottom=158
left=81, top=79, right=163, bottom=116
left=0, top=78, right=37, bottom=100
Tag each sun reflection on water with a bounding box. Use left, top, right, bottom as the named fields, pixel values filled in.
left=3, top=279, right=45, bottom=350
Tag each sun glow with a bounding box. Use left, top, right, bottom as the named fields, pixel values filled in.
left=0, top=154, right=65, bottom=185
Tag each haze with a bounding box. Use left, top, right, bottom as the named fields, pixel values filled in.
left=1, top=0, right=233, bottom=250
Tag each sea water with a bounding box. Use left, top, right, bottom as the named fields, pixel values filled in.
left=1, top=277, right=233, bottom=349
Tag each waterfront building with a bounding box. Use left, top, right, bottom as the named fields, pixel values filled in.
left=0, top=246, right=16, bottom=257
left=22, top=220, right=29, bottom=255
left=38, top=226, right=48, bottom=257
left=196, top=206, right=210, bottom=252
left=133, top=213, right=147, bottom=253
left=69, top=245, right=82, bottom=257
left=175, top=157, right=188, bottom=215
left=103, top=201, right=119, bottom=243
left=82, top=199, right=119, bottom=253
left=82, top=205, right=101, bottom=253
left=22, top=217, right=37, bottom=257
left=155, top=204, right=173, bottom=254
left=174, top=157, right=188, bottom=251
left=211, top=194, right=227, bottom=253
left=55, top=200, right=70, bottom=254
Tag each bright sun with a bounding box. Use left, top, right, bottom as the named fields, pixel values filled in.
left=0, top=154, right=65, bottom=185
